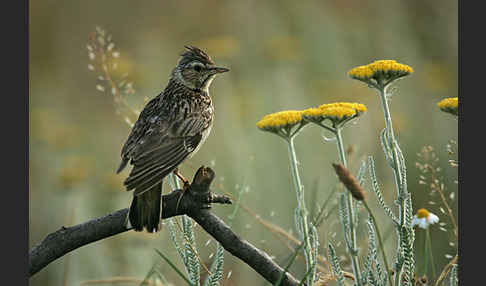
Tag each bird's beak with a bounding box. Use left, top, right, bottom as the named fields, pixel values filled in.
left=210, top=66, right=230, bottom=74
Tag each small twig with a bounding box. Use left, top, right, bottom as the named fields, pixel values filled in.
left=426, top=165, right=458, bottom=239
left=239, top=203, right=300, bottom=245
left=87, top=30, right=139, bottom=126
left=434, top=254, right=458, bottom=286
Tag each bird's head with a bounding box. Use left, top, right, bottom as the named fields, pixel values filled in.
left=172, top=46, right=229, bottom=92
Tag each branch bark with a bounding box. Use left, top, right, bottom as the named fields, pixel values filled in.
left=29, top=166, right=302, bottom=286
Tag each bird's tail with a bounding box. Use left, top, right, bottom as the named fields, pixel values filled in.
left=128, top=181, right=163, bottom=232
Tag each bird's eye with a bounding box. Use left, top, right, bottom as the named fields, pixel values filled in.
left=194, top=64, right=203, bottom=72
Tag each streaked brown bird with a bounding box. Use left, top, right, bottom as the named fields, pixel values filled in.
left=117, top=46, right=229, bottom=232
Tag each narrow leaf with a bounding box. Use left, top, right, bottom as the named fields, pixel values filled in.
left=154, top=249, right=195, bottom=286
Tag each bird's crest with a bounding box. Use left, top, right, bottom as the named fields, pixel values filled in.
left=179, top=45, right=215, bottom=66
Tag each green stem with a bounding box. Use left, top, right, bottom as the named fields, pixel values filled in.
left=335, top=128, right=347, bottom=167
left=335, top=127, right=362, bottom=286
left=287, top=137, right=314, bottom=285
left=363, top=202, right=393, bottom=286
left=394, top=267, right=400, bottom=286
left=378, top=88, right=404, bottom=217
left=426, top=228, right=436, bottom=280
left=424, top=230, right=428, bottom=278
left=378, top=86, right=413, bottom=286
left=275, top=242, right=305, bottom=286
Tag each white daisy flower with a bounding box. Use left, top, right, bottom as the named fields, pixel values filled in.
left=412, top=208, right=439, bottom=229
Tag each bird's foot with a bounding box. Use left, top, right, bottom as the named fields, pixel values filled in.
left=173, top=168, right=190, bottom=190
left=173, top=169, right=188, bottom=213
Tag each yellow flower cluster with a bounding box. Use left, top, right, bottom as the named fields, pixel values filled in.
left=256, top=110, right=303, bottom=131
left=256, top=103, right=366, bottom=136
left=302, top=102, right=367, bottom=125
left=437, top=97, right=458, bottom=115
left=348, top=60, right=413, bottom=82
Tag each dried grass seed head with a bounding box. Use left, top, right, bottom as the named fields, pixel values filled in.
left=332, top=162, right=366, bottom=201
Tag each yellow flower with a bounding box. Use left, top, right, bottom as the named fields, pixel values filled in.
left=348, top=60, right=413, bottom=85
left=347, top=65, right=374, bottom=80
left=319, top=102, right=367, bottom=113
left=437, top=97, right=458, bottom=116
left=320, top=106, right=356, bottom=118
left=302, top=102, right=367, bottom=127
left=256, top=110, right=304, bottom=134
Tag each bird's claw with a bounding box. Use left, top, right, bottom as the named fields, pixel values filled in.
left=183, top=181, right=190, bottom=191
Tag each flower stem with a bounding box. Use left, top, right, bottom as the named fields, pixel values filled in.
left=378, top=87, right=404, bottom=210
left=378, top=86, right=414, bottom=286
left=426, top=228, right=436, bottom=280
left=424, top=229, right=429, bottom=277
left=335, top=128, right=347, bottom=167
left=334, top=127, right=362, bottom=286
left=286, top=137, right=314, bottom=285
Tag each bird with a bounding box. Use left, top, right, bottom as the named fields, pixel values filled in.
left=116, top=46, right=229, bottom=233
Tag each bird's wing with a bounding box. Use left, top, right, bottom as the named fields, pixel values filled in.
left=122, top=109, right=208, bottom=196
left=118, top=96, right=161, bottom=166
left=124, top=134, right=202, bottom=196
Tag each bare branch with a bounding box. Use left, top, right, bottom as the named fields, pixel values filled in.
left=29, top=166, right=302, bottom=286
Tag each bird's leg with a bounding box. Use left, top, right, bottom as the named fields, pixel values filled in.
left=173, top=168, right=190, bottom=190
left=173, top=168, right=190, bottom=213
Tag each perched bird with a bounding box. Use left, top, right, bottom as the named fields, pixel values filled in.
left=117, top=46, right=229, bottom=232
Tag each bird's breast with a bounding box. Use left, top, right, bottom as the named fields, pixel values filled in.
left=188, top=122, right=212, bottom=159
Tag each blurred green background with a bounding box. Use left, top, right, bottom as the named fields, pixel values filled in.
left=30, top=1, right=458, bottom=285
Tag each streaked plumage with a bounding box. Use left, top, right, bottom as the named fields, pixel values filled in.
left=117, top=46, right=228, bottom=232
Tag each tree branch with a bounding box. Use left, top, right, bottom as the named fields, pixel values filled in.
left=29, top=166, right=302, bottom=286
